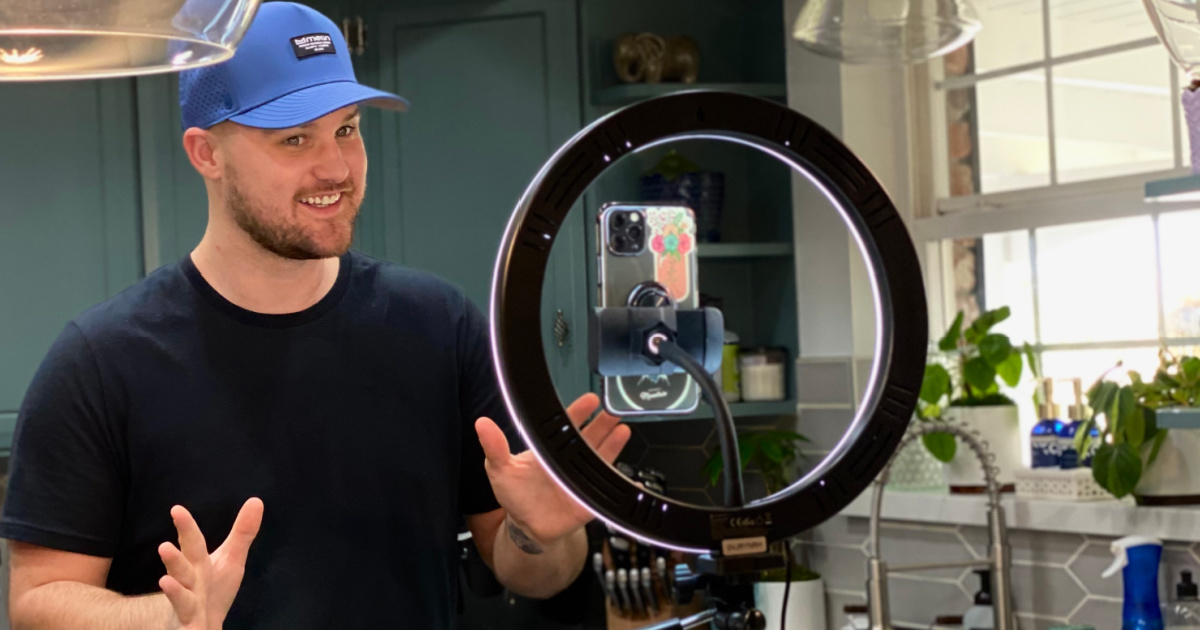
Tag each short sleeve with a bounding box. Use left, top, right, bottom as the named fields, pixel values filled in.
left=456, top=295, right=523, bottom=516
left=0, top=322, right=126, bottom=557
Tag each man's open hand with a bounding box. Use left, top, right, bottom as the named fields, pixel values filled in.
left=157, top=498, right=263, bottom=630
left=475, top=393, right=630, bottom=546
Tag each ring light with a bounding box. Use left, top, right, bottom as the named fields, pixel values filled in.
left=489, top=91, right=927, bottom=554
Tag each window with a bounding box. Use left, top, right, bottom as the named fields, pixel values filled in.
left=933, top=216, right=1184, bottom=381
left=937, top=0, right=1180, bottom=197
left=918, top=0, right=1200, bottom=428
left=926, top=212, right=1200, bottom=444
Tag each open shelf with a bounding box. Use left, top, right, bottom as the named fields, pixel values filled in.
left=592, top=82, right=787, bottom=106
left=623, top=399, right=797, bottom=423
left=697, top=242, right=793, bottom=259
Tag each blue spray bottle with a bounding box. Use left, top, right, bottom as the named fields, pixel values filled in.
left=1103, top=535, right=1165, bottom=630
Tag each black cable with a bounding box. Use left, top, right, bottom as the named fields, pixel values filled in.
left=781, top=542, right=792, bottom=630
left=656, top=338, right=744, bottom=508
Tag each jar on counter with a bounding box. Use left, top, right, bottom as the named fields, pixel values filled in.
left=720, top=330, right=741, bottom=402
left=738, top=347, right=786, bottom=401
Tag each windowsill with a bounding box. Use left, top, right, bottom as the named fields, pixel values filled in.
left=840, top=490, right=1200, bottom=542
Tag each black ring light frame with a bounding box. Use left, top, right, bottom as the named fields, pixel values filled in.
left=489, top=91, right=928, bottom=554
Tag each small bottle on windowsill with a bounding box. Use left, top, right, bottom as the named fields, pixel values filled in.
left=1057, top=379, right=1089, bottom=469
left=1031, top=378, right=1064, bottom=469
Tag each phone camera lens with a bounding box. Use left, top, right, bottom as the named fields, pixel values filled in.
left=627, top=224, right=643, bottom=241
left=612, top=234, right=628, bottom=251
left=612, top=213, right=627, bottom=229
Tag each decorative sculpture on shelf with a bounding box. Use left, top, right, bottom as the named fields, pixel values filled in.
left=613, top=33, right=699, bottom=84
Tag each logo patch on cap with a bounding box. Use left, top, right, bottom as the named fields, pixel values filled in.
left=291, top=33, right=335, bottom=59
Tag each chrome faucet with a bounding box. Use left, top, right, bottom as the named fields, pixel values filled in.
left=865, top=421, right=1015, bottom=630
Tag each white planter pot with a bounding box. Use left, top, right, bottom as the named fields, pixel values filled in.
left=943, top=406, right=1022, bottom=492
left=754, top=578, right=826, bottom=630
left=1135, top=429, right=1200, bottom=505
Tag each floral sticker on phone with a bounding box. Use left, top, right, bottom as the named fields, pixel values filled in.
left=646, top=207, right=696, bottom=303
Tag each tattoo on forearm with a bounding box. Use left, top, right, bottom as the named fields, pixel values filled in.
left=506, top=516, right=544, bottom=555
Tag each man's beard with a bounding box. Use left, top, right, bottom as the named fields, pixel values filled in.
left=226, top=172, right=361, bottom=261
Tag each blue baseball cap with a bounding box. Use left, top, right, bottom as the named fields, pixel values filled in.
left=179, top=1, right=409, bottom=130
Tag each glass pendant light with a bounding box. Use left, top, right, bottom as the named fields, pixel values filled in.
left=0, top=0, right=260, bottom=81
left=792, top=0, right=981, bottom=64
left=1142, top=0, right=1200, bottom=80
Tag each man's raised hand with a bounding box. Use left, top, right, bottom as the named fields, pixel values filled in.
left=158, top=498, right=263, bottom=630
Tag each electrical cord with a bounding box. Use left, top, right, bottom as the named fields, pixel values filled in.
left=782, top=542, right=792, bottom=630
left=658, top=335, right=802, bottom=630
left=655, top=338, right=744, bottom=508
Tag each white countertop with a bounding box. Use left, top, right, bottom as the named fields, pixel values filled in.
left=840, top=490, right=1200, bottom=542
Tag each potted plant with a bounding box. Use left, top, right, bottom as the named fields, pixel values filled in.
left=918, top=307, right=1026, bottom=492
left=1082, top=349, right=1200, bottom=504
left=753, top=543, right=823, bottom=630
left=702, top=430, right=825, bottom=630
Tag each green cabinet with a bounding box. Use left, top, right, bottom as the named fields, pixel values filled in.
left=0, top=79, right=144, bottom=449
left=136, top=73, right=208, bottom=270
left=356, top=0, right=592, bottom=401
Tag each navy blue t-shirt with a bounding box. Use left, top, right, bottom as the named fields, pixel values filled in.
left=0, top=251, right=514, bottom=628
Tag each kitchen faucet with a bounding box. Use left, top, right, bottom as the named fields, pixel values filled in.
left=866, top=421, right=1015, bottom=630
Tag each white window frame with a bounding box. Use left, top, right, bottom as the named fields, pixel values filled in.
left=913, top=22, right=1200, bottom=355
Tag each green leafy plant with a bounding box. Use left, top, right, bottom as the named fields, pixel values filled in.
left=916, top=307, right=1026, bottom=462
left=702, top=430, right=809, bottom=495
left=1080, top=349, right=1198, bottom=499
left=916, top=363, right=957, bottom=463
left=934, top=307, right=1025, bottom=405
left=1024, top=340, right=1045, bottom=414
left=701, top=430, right=820, bottom=582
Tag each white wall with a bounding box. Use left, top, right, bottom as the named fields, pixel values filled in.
left=785, top=0, right=854, bottom=359
left=784, top=0, right=915, bottom=370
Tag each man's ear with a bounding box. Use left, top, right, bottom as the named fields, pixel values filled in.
left=182, top=127, right=224, bottom=180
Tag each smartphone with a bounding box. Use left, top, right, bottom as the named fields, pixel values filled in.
left=597, top=202, right=700, bottom=417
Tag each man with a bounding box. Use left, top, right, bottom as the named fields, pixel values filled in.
left=0, top=3, right=629, bottom=628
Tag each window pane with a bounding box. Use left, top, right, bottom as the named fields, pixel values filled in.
left=1168, top=344, right=1200, bottom=360
left=1053, top=47, right=1174, bottom=183
left=1160, top=211, right=1200, bottom=338
left=1041, top=347, right=1161, bottom=394
left=1035, top=217, right=1159, bottom=343
left=1049, top=0, right=1156, bottom=58
left=965, top=75, right=1052, bottom=194
left=971, top=1, right=1044, bottom=73
left=981, top=230, right=1036, bottom=344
